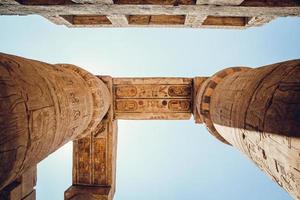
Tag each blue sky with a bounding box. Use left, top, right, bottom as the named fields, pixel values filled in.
left=1, top=15, right=300, bottom=200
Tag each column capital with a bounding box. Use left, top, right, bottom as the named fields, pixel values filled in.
left=196, top=67, right=250, bottom=144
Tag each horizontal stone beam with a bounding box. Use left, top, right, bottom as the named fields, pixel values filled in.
left=0, top=4, right=299, bottom=17
left=196, top=0, right=244, bottom=5
left=113, top=77, right=193, bottom=120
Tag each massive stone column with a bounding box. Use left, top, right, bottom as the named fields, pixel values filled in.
left=65, top=76, right=118, bottom=200
left=0, top=53, right=110, bottom=191
left=196, top=60, right=300, bottom=199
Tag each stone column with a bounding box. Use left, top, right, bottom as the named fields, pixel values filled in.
left=196, top=60, right=300, bottom=199
left=0, top=53, right=110, bottom=190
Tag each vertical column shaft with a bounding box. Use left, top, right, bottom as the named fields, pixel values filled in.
left=196, top=60, right=300, bottom=199
left=0, top=53, right=110, bottom=190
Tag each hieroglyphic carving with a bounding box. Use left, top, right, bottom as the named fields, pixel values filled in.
left=73, top=120, right=117, bottom=186
left=115, top=99, right=191, bottom=112
left=115, top=84, right=191, bottom=98
left=113, top=78, right=192, bottom=120
left=68, top=119, right=117, bottom=200
left=200, top=60, right=300, bottom=199
left=214, top=124, right=300, bottom=200
left=65, top=76, right=116, bottom=200
left=0, top=53, right=110, bottom=190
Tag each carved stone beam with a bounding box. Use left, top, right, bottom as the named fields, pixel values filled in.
left=113, top=77, right=193, bottom=120
left=0, top=4, right=300, bottom=17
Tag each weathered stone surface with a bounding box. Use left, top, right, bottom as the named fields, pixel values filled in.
left=114, top=0, right=196, bottom=5
left=22, top=190, right=36, bottom=200
left=196, top=66, right=250, bottom=144
left=210, top=60, right=300, bottom=137
left=106, top=15, right=128, bottom=26
left=214, top=124, right=300, bottom=200
left=61, top=15, right=112, bottom=25
left=0, top=53, right=110, bottom=190
left=66, top=76, right=117, bottom=200
left=128, top=15, right=186, bottom=25
left=113, top=78, right=192, bottom=120
left=0, top=166, right=36, bottom=200
left=196, top=0, right=244, bottom=5
left=184, top=15, right=207, bottom=27
left=0, top=1, right=299, bottom=28
left=196, top=60, right=300, bottom=199
left=192, top=77, right=207, bottom=123
left=72, top=120, right=117, bottom=187
left=1, top=53, right=299, bottom=200
left=65, top=185, right=113, bottom=200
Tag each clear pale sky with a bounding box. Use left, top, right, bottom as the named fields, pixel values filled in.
left=1, top=15, right=300, bottom=200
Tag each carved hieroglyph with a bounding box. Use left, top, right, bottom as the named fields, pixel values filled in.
left=73, top=120, right=117, bottom=187
left=196, top=60, right=300, bottom=199
left=65, top=120, right=118, bottom=200
left=0, top=53, right=110, bottom=190
left=113, top=78, right=193, bottom=120
left=65, top=76, right=117, bottom=200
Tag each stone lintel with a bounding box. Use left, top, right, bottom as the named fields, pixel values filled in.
left=113, top=77, right=193, bottom=120
left=0, top=4, right=299, bottom=17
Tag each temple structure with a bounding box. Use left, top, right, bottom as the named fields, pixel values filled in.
left=0, top=0, right=300, bottom=28
left=0, top=53, right=299, bottom=200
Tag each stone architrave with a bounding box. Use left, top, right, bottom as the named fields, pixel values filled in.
left=113, top=77, right=193, bottom=120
